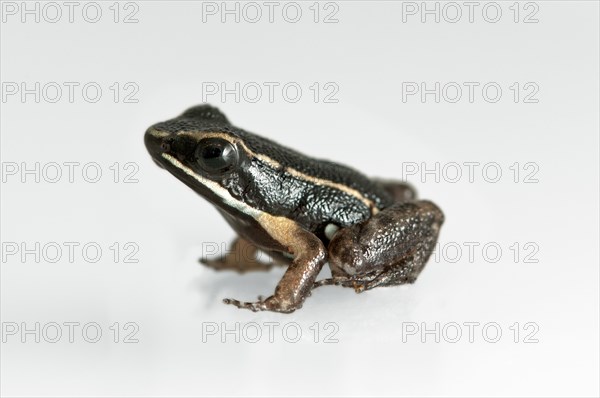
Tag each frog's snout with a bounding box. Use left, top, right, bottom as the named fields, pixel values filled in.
left=145, top=128, right=175, bottom=168
left=145, top=128, right=165, bottom=155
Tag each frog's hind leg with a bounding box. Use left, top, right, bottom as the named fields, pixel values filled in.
left=374, top=179, right=418, bottom=203
left=200, top=237, right=288, bottom=273
left=326, top=200, right=444, bottom=293
left=350, top=258, right=420, bottom=292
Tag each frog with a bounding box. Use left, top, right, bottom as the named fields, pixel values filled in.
left=144, top=104, right=444, bottom=313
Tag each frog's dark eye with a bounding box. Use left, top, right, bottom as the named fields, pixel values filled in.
left=195, top=138, right=239, bottom=175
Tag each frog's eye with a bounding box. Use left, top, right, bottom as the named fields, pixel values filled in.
left=195, top=138, right=239, bottom=175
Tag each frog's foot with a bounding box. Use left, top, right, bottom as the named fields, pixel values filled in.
left=352, top=267, right=416, bottom=292
left=315, top=268, right=417, bottom=293
left=350, top=277, right=378, bottom=293
left=322, top=265, right=416, bottom=293
left=312, top=278, right=341, bottom=289
left=343, top=272, right=384, bottom=293
left=312, top=272, right=382, bottom=293
left=199, top=238, right=277, bottom=274
left=222, top=295, right=299, bottom=313
left=200, top=257, right=275, bottom=273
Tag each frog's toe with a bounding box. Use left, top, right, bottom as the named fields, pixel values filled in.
left=312, top=277, right=347, bottom=289
left=199, top=257, right=218, bottom=267
left=222, top=296, right=298, bottom=313
left=200, top=258, right=238, bottom=272
left=223, top=297, right=262, bottom=312
left=352, top=281, right=368, bottom=293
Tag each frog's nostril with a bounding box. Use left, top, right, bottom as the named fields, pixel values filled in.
left=145, top=128, right=172, bottom=156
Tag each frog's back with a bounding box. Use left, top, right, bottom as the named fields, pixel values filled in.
left=233, top=127, right=394, bottom=211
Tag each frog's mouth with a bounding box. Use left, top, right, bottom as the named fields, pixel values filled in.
left=160, top=152, right=261, bottom=219
left=151, top=157, right=165, bottom=169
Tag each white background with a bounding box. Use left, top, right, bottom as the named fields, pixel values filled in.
left=1, top=1, right=599, bottom=397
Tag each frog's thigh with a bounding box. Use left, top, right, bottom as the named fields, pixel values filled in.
left=374, top=179, right=417, bottom=202
left=328, top=200, right=444, bottom=290
left=200, top=237, right=286, bottom=273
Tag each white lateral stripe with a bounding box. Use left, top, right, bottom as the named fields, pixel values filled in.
left=161, top=153, right=262, bottom=218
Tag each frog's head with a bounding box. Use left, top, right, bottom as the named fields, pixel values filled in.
left=144, top=104, right=252, bottom=210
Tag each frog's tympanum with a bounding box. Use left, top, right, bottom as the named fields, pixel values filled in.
left=145, top=105, right=444, bottom=313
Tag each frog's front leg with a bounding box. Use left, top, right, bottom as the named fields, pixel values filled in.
left=200, top=237, right=287, bottom=273
left=223, top=215, right=326, bottom=313
left=326, top=200, right=444, bottom=292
